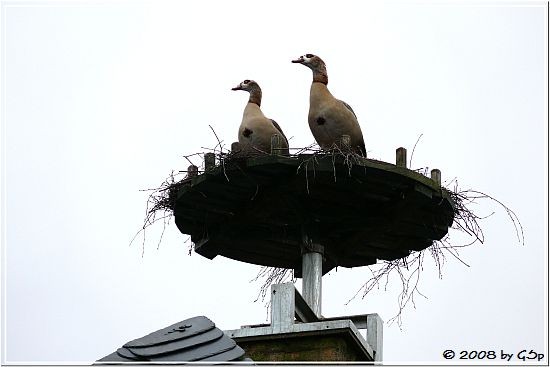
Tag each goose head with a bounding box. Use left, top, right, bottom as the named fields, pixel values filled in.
left=231, top=79, right=261, bottom=93
left=292, top=53, right=326, bottom=71
left=232, top=79, right=262, bottom=106
left=292, top=53, right=328, bottom=84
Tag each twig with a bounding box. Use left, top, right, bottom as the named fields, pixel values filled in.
left=409, top=133, right=423, bottom=168
left=346, top=183, right=524, bottom=328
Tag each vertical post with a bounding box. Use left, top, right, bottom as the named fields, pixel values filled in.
left=270, top=134, right=281, bottom=155
left=270, top=283, right=295, bottom=333
left=204, top=153, right=215, bottom=170
left=302, top=252, right=323, bottom=317
left=301, top=224, right=323, bottom=317
left=396, top=147, right=407, bottom=168
left=231, top=142, right=242, bottom=153
left=187, top=165, right=198, bottom=178
left=341, top=134, right=351, bottom=148
left=367, top=313, right=384, bottom=362
left=431, top=168, right=441, bottom=186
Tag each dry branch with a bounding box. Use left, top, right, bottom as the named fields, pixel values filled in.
left=343, top=179, right=524, bottom=328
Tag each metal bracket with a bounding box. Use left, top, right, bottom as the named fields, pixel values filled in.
left=271, top=283, right=319, bottom=332
left=300, top=223, right=324, bottom=317
left=321, top=313, right=383, bottom=361
left=232, top=282, right=383, bottom=362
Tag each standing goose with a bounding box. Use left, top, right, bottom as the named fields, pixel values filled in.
left=232, top=79, right=289, bottom=155
left=292, top=54, right=365, bottom=155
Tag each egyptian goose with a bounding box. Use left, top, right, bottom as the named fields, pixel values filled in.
left=232, top=79, right=289, bottom=155
left=292, top=54, right=365, bottom=155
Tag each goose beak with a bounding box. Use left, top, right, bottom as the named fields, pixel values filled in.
left=291, top=57, right=303, bottom=64
left=231, top=84, right=242, bottom=91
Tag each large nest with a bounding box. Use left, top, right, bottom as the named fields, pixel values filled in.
left=133, top=133, right=523, bottom=326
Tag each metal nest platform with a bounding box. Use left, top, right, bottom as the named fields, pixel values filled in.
left=174, top=145, right=454, bottom=276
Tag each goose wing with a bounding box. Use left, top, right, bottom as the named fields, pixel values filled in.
left=338, top=99, right=357, bottom=119
left=270, top=119, right=289, bottom=143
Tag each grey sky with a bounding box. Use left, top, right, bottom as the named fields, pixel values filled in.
left=1, top=0, right=548, bottom=364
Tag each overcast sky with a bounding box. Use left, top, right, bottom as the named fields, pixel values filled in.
left=1, top=0, right=548, bottom=364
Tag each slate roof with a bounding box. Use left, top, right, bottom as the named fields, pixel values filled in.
left=97, top=316, right=250, bottom=363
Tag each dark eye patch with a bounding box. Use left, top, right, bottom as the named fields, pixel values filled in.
left=306, top=53, right=314, bottom=58
left=243, top=79, right=250, bottom=84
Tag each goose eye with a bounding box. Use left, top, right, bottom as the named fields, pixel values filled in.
left=305, top=53, right=314, bottom=58
left=243, top=79, right=250, bottom=84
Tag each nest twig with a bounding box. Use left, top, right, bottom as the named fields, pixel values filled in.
left=130, top=126, right=231, bottom=255
left=252, top=267, right=296, bottom=303
left=129, top=171, right=188, bottom=256
left=342, top=179, right=524, bottom=328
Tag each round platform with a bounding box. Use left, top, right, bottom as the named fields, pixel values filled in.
left=173, top=153, right=454, bottom=276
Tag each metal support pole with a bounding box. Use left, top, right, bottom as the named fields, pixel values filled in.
left=302, top=252, right=322, bottom=317
left=301, top=223, right=323, bottom=318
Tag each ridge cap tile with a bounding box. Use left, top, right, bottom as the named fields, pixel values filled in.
left=127, top=328, right=224, bottom=357
left=96, top=351, right=135, bottom=363
left=123, top=316, right=214, bottom=348
left=115, top=347, right=142, bottom=361
left=97, top=315, right=249, bottom=363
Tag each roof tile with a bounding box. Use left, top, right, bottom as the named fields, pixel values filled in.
left=97, top=315, right=248, bottom=363
left=123, top=316, right=215, bottom=348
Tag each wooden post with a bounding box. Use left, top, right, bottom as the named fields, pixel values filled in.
left=431, top=169, right=441, bottom=186
left=204, top=153, right=215, bottom=171
left=231, top=142, right=242, bottom=153
left=341, top=135, right=351, bottom=148
left=187, top=165, right=198, bottom=178
left=271, top=135, right=281, bottom=155
left=396, top=147, right=407, bottom=168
